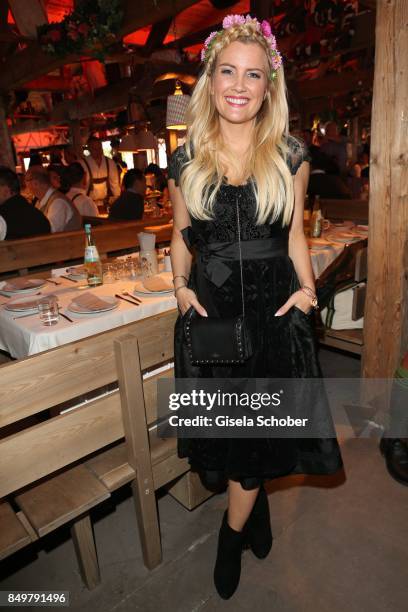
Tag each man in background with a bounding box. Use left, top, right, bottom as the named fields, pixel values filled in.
left=109, top=169, right=145, bottom=221
left=66, top=162, right=99, bottom=217
left=0, top=166, right=50, bottom=240
left=321, top=121, right=348, bottom=176
left=25, top=167, right=82, bottom=232
left=80, top=136, right=120, bottom=213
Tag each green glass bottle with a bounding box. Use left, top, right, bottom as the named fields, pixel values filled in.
left=84, top=224, right=103, bottom=287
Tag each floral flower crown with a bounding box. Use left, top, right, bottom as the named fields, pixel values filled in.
left=201, top=14, right=283, bottom=80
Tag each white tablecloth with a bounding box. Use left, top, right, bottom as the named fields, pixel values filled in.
left=0, top=228, right=367, bottom=359
left=0, top=275, right=177, bottom=359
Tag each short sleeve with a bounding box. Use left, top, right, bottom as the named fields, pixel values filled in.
left=0, top=215, right=7, bottom=240
left=167, top=145, right=189, bottom=187
left=286, top=135, right=311, bottom=176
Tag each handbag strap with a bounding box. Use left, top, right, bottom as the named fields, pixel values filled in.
left=236, top=199, right=245, bottom=318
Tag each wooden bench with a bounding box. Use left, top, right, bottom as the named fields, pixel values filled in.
left=0, top=309, right=211, bottom=589
left=320, top=198, right=369, bottom=224
left=0, top=217, right=172, bottom=277
left=316, top=242, right=367, bottom=356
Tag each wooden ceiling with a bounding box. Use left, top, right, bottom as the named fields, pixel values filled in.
left=1, top=0, right=376, bottom=136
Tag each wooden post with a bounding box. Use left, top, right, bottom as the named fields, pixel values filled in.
left=0, top=98, right=15, bottom=170
left=166, top=130, right=179, bottom=156
left=351, top=116, right=359, bottom=163
left=69, top=120, right=83, bottom=159
left=362, top=0, right=408, bottom=378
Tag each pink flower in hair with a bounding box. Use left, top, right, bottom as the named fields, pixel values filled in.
left=269, top=34, right=277, bottom=51
left=222, top=14, right=246, bottom=29
left=271, top=51, right=282, bottom=71
left=201, top=31, right=218, bottom=61
left=261, top=20, right=272, bottom=38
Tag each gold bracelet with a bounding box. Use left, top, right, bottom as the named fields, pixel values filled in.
left=173, top=275, right=188, bottom=284
left=174, top=285, right=187, bottom=296
left=300, top=287, right=318, bottom=309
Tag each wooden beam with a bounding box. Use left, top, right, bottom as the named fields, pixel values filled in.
left=22, top=76, right=71, bottom=92
left=362, top=0, right=408, bottom=378
left=0, top=98, right=16, bottom=169
left=120, top=0, right=198, bottom=37
left=249, top=1, right=274, bottom=20
left=0, top=2, right=9, bottom=31
left=294, top=69, right=373, bottom=101
left=8, top=0, right=48, bottom=39
left=142, top=17, right=173, bottom=57
left=0, top=0, right=199, bottom=92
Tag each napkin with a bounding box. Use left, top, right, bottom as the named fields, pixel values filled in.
left=71, top=292, right=112, bottom=311
left=138, top=232, right=156, bottom=251
left=142, top=274, right=173, bottom=292
left=4, top=278, right=43, bottom=291
left=6, top=294, right=57, bottom=311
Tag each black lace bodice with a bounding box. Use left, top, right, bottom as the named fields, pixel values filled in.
left=168, top=135, right=311, bottom=244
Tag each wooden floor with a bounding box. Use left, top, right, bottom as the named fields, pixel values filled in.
left=1, top=350, right=407, bottom=611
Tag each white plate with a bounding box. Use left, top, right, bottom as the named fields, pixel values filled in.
left=133, top=281, right=173, bottom=296
left=133, top=272, right=174, bottom=296
left=1, top=278, right=46, bottom=296
left=65, top=266, right=88, bottom=280
left=67, top=295, right=119, bottom=314
left=4, top=295, right=45, bottom=312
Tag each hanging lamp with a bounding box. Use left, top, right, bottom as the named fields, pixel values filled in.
left=166, top=80, right=190, bottom=130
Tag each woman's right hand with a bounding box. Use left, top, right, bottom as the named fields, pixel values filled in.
left=176, top=287, right=208, bottom=317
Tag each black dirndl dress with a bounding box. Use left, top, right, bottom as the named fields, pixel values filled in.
left=168, top=137, right=343, bottom=491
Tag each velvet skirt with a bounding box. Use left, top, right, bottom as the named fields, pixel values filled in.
left=174, top=253, right=344, bottom=491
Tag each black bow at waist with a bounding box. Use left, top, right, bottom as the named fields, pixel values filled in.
left=180, top=226, right=288, bottom=288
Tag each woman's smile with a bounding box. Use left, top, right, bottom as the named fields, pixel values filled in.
left=224, top=96, right=250, bottom=107
left=211, top=41, right=268, bottom=125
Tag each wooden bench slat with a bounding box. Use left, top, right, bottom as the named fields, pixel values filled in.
left=15, top=465, right=110, bottom=537
left=0, top=218, right=172, bottom=275
left=144, top=367, right=174, bottom=425
left=84, top=432, right=181, bottom=493
left=85, top=443, right=136, bottom=492
left=0, top=309, right=178, bottom=428
left=0, top=502, right=33, bottom=560
left=0, top=393, right=123, bottom=498
left=153, top=454, right=190, bottom=491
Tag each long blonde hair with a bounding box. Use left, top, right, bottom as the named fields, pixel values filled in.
left=179, top=20, right=294, bottom=226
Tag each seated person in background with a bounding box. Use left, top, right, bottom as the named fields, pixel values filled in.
left=144, top=162, right=169, bottom=205
left=308, top=149, right=352, bottom=200
left=109, top=169, right=145, bottom=221
left=25, top=167, right=82, bottom=233
left=48, top=164, right=70, bottom=194
left=66, top=162, right=99, bottom=217
left=321, top=121, right=348, bottom=176
left=0, top=166, right=50, bottom=240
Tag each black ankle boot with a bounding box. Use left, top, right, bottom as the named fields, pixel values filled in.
left=214, top=510, right=245, bottom=599
left=244, top=485, right=273, bottom=559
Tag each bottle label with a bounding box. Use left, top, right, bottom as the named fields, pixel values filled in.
left=84, top=246, right=99, bottom=262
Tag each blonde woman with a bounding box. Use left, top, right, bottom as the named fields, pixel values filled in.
left=168, top=15, right=343, bottom=600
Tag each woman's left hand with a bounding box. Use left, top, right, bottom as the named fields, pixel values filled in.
left=274, top=289, right=313, bottom=317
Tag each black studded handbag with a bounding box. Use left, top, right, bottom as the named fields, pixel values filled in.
left=183, top=199, right=253, bottom=366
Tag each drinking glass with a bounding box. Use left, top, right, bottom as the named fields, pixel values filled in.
left=125, top=256, right=139, bottom=280
left=114, top=260, right=127, bottom=280
left=38, top=296, right=59, bottom=326
left=103, top=263, right=116, bottom=284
